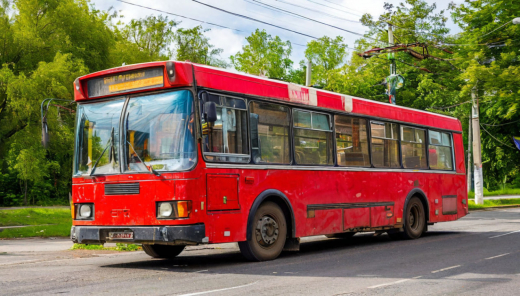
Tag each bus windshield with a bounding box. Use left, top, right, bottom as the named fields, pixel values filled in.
left=124, top=90, right=195, bottom=173
left=74, top=90, right=196, bottom=176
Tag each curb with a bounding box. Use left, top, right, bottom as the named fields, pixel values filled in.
left=469, top=204, right=520, bottom=211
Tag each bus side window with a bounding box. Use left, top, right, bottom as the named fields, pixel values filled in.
left=249, top=102, right=290, bottom=164
left=401, top=126, right=428, bottom=169
left=293, top=110, right=333, bottom=165
left=201, top=94, right=249, bottom=163
left=370, top=121, right=400, bottom=168
left=335, top=115, right=369, bottom=167
left=428, top=130, right=453, bottom=170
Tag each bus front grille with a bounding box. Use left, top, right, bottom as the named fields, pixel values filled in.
left=105, top=183, right=140, bottom=195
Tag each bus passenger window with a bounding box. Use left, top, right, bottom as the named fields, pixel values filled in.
left=249, top=102, right=290, bottom=164
left=428, top=130, right=453, bottom=170
left=401, top=126, right=427, bottom=169
left=370, top=122, right=400, bottom=168
left=293, top=110, right=333, bottom=165
left=201, top=95, right=249, bottom=163
left=335, top=115, right=369, bottom=167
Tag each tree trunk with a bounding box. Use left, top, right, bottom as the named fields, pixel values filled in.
left=24, top=180, right=27, bottom=206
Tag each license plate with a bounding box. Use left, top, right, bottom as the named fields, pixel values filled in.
left=108, top=232, right=133, bottom=239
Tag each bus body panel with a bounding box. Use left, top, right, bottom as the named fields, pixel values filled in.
left=72, top=61, right=468, bottom=247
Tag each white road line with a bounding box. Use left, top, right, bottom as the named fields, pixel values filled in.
left=368, top=279, right=411, bottom=289
left=431, top=265, right=461, bottom=274
left=193, top=270, right=208, bottom=273
left=177, top=282, right=257, bottom=296
left=489, top=230, right=520, bottom=238
left=485, top=253, right=510, bottom=260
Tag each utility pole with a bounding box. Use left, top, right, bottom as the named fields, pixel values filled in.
left=305, top=60, right=312, bottom=87
left=472, top=85, right=484, bottom=205
left=467, top=116, right=472, bottom=193
left=387, top=23, right=397, bottom=104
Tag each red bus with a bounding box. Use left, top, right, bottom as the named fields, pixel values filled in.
left=70, top=61, right=468, bottom=261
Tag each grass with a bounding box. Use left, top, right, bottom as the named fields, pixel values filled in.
left=468, top=198, right=520, bottom=210
left=468, top=188, right=520, bottom=200
left=0, top=208, right=72, bottom=238
left=71, top=243, right=141, bottom=251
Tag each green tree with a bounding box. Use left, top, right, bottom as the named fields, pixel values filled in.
left=451, top=0, right=520, bottom=189
left=110, top=15, right=177, bottom=67
left=304, top=36, right=348, bottom=88
left=175, top=26, right=226, bottom=67
left=230, top=29, right=293, bottom=80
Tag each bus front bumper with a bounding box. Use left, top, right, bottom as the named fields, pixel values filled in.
left=71, top=224, right=206, bottom=245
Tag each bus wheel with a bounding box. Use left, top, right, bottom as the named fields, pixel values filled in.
left=403, top=197, right=426, bottom=239
left=239, top=201, right=287, bottom=261
left=142, top=244, right=185, bottom=259
left=325, top=232, right=356, bottom=239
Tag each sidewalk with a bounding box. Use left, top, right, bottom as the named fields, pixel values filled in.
left=469, top=195, right=520, bottom=200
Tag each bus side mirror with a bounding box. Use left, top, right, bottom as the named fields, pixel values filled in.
left=204, top=101, right=217, bottom=123
left=42, top=116, right=49, bottom=148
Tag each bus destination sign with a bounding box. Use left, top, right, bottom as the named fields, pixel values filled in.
left=87, top=67, right=164, bottom=98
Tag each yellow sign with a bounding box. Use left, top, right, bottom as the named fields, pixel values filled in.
left=108, top=76, right=163, bottom=93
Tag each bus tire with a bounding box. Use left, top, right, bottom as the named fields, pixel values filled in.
left=325, top=232, right=356, bottom=239
left=239, top=201, right=287, bottom=261
left=142, top=244, right=185, bottom=259
left=402, top=196, right=426, bottom=239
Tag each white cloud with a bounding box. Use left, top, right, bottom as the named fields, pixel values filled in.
left=204, top=28, right=246, bottom=63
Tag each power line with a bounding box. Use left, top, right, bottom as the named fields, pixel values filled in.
left=272, top=0, right=360, bottom=23
left=191, top=0, right=321, bottom=40
left=319, top=0, right=364, bottom=15
left=305, top=0, right=361, bottom=17
left=482, top=119, right=520, bottom=127
left=252, top=0, right=360, bottom=26
left=477, top=19, right=513, bottom=40
left=116, top=0, right=246, bottom=32
left=116, top=0, right=310, bottom=48
left=192, top=0, right=385, bottom=44
left=480, top=124, right=516, bottom=149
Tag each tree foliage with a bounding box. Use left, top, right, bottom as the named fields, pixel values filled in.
left=175, top=26, right=227, bottom=67
left=231, top=29, right=293, bottom=80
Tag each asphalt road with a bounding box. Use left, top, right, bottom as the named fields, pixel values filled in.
left=1, top=208, right=520, bottom=296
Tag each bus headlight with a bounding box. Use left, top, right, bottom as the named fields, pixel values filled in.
left=157, top=201, right=191, bottom=219
left=75, top=203, right=94, bottom=220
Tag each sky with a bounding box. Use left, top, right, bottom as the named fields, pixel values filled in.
left=91, top=0, right=465, bottom=67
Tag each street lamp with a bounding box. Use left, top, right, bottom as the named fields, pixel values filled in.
left=513, top=17, right=520, bottom=25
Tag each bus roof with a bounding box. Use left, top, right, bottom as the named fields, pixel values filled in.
left=74, top=61, right=462, bottom=132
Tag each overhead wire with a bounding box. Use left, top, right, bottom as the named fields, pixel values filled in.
left=305, top=0, right=361, bottom=17
left=319, top=0, right=364, bottom=15
left=116, top=0, right=246, bottom=32
left=477, top=19, right=513, bottom=40
left=480, top=124, right=516, bottom=149
left=192, top=0, right=386, bottom=44
left=482, top=119, right=520, bottom=127
left=272, top=0, right=360, bottom=23
left=116, top=0, right=310, bottom=47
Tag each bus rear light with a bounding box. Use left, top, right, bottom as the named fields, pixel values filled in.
left=156, top=201, right=191, bottom=219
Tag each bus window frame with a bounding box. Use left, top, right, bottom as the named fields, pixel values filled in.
left=120, top=87, right=199, bottom=174
left=333, top=114, right=371, bottom=168
left=400, top=125, right=428, bottom=170
left=427, top=129, right=455, bottom=171
left=369, top=120, right=402, bottom=169
left=200, top=91, right=251, bottom=164
left=248, top=100, right=293, bottom=165
left=291, top=108, right=334, bottom=166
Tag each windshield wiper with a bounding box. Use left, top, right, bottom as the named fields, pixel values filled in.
left=127, top=141, right=161, bottom=176
left=90, top=127, right=115, bottom=176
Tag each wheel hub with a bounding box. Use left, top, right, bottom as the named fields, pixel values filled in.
left=256, top=216, right=279, bottom=246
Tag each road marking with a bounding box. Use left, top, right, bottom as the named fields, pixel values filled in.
left=177, top=282, right=257, bottom=296
left=431, top=265, right=461, bottom=273
left=368, top=279, right=411, bottom=289
left=489, top=230, right=520, bottom=238
left=485, top=253, right=510, bottom=260
left=193, top=270, right=208, bottom=273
